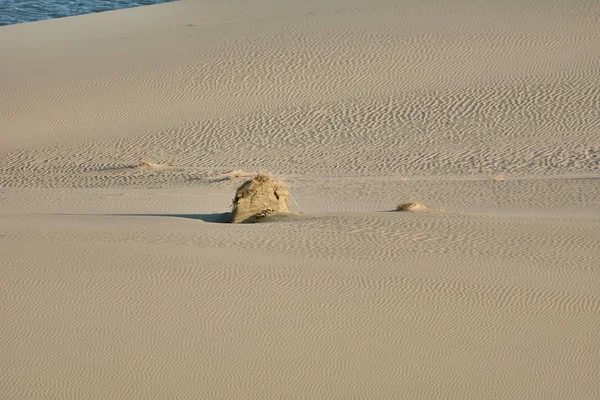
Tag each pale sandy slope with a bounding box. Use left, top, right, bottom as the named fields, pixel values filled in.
left=1, top=0, right=600, bottom=398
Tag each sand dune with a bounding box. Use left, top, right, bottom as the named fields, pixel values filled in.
left=1, top=0, right=599, bottom=398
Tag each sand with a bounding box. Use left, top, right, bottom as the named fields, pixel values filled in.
left=1, top=0, right=599, bottom=398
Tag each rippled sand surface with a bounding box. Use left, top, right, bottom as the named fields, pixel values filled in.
left=1, top=0, right=599, bottom=398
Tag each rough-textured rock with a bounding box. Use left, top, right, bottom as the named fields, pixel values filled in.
left=396, top=202, right=428, bottom=212
left=228, top=173, right=290, bottom=223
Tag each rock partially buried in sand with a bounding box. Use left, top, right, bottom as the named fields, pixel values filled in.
left=228, top=173, right=290, bottom=223
left=396, top=202, right=429, bottom=212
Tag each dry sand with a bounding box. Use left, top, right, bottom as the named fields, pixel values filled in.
left=1, top=0, right=600, bottom=398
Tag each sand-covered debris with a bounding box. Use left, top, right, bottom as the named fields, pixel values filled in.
left=396, top=202, right=429, bottom=212
left=229, top=173, right=290, bottom=223
left=133, top=160, right=170, bottom=171
left=224, top=170, right=255, bottom=180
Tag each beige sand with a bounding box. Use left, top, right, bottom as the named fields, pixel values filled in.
left=1, top=0, right=600, bottom=398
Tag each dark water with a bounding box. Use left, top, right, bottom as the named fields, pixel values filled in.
left=0, top=0, right=177, bottom=26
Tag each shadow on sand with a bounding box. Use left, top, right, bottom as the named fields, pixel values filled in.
left=112, top=213, right=232, bottom=223
left=53, top=211, right=321, bottom=224
left=56, top=213, right=232, bottom=223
